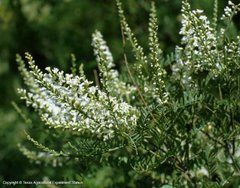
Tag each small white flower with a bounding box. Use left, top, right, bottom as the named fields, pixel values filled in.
left=197, top=167, right=209, bottom=177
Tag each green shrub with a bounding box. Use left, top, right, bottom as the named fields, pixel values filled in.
left=16, top=0, right=240, bottom=187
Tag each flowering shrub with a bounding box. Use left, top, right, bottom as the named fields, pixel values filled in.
left=16, top=0, right=240, bottom=187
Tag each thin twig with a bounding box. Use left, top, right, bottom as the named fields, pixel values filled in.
left=93, top=69, right=100, bottom=87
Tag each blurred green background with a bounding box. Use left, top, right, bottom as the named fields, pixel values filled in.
left=0, top=0, right=234, bottom=186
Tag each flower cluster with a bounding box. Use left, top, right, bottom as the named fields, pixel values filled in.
left=92, top=30, right=136, bottom=100
left=221, top=1, right=240, bottom=21
left=178, top=1, right=217, bottom=73
left=18, top=52, right=139, bottom=141
left=174, top=0, right=240, bottom=86
left=148, top=2, right=168, bottom=104
left=116, top=0, right=169, bottom=106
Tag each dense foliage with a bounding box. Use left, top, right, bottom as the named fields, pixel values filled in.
left=13, top=0, right=240, bottom=187
left=1, top=0, right=205, bottom=184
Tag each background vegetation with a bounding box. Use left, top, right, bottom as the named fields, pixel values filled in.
left=0, top=0, right=239, bottom=187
